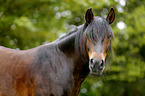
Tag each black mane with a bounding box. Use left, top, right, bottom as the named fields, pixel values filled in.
left=56, top=23, right=87, bottom=58
left=58, top=26, right=78, bottom=41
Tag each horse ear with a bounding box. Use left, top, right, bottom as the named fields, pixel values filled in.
left=106, top=8, right=115, bottom=24
left=85, top=8, right=94, bottom=24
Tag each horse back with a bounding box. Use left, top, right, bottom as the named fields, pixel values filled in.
left=0, top=44, right=74, bottom=96
left=0, top=46, right=36, bottom=96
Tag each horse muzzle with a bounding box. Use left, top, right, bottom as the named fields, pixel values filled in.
left=89, top=58, right=105, bottom=75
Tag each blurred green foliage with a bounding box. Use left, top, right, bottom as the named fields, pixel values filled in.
left=0, top=0, right=145, bottom=96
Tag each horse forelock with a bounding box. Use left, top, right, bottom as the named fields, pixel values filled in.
left=84, top=17, right=114, bottom=43
left=83, top=16, right=114, bottom=62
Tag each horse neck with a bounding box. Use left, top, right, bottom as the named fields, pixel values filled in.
left=57, top=23, right=89, bottom=60
left=74, top=24, right=90, bottom=79
left=57, top=32, right=77, bottom=57
left=57, top=23, right=90, bottom=78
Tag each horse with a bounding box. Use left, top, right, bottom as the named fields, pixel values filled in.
left=0, top=8, right=115, bottom=96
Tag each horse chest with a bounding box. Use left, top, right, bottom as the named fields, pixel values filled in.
left=32, top=58, right=74, bottom=96
left=33, top=70, right=74, bottom=96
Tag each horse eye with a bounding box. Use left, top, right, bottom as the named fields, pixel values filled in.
left=106, top=46, right=110, bottom=53
left=87, top=47, right=90, bottom=51
left=102, top=39, right=104, bottom=43
left=107, top=35, right=112, bottom=40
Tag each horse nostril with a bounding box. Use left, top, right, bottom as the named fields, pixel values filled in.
left=90, top=58, right=94, bottom=64
left=100, top=60, right=104, bottom=67
left=98, top=60, right=104, bottom=70
left=90, top=58, right=98, bottom=64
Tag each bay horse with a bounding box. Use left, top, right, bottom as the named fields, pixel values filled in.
left=0, top=8, right=115, bottom=96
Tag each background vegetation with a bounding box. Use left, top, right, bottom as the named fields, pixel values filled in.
left=0, top=0, right=145, bottom=96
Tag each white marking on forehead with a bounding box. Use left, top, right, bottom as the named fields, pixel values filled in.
left=94, top=42, right=102, bottom=52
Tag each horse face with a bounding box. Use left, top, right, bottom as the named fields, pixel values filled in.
left=85, top=8, right=115, bottom=75
left=87, top=34, right=112, bottom=75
